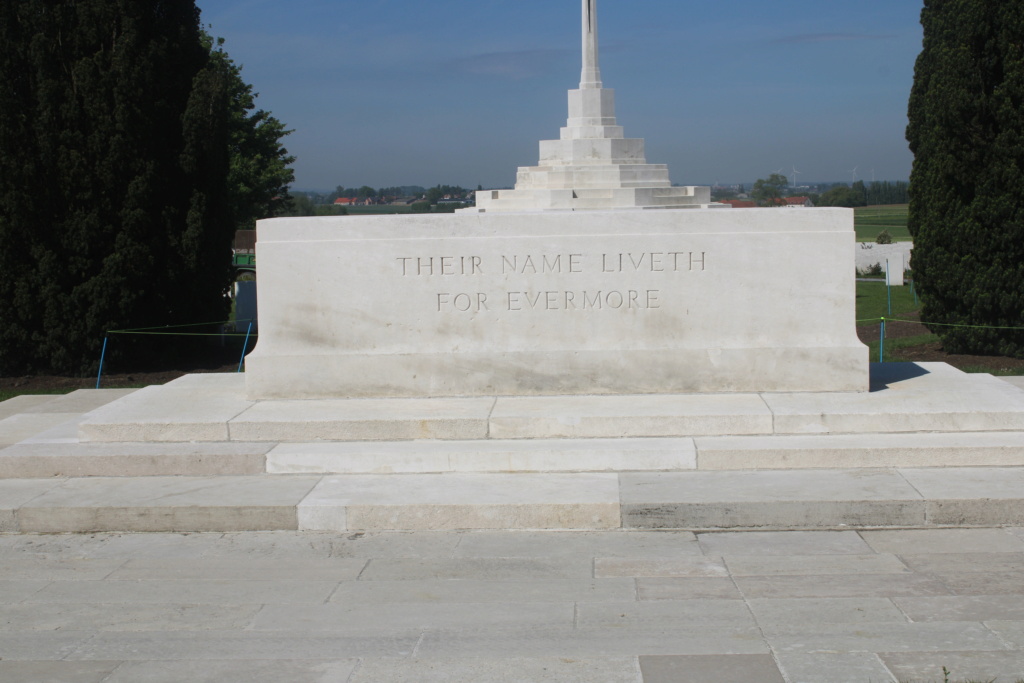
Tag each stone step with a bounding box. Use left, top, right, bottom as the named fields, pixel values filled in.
left=4, top=431, right=1021, bottom=479
left=4, top=468, right=1023, bottom=534
left=76, top=364, right=1024, bottom=444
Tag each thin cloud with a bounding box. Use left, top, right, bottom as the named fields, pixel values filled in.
left=775, top=33, right=895, bottom=44
left=448, top=48, right=573, bottom=80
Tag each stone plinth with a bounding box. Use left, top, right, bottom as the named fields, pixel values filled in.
left=244, top=208, right=867, bottom=399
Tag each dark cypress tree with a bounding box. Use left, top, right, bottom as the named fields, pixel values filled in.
left=907, top=0, right=1024, bottom=356
left=0, top=0, right=233, bottom=374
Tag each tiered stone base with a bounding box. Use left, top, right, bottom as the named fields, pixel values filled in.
left=2, top=363, right=1024, bottom=533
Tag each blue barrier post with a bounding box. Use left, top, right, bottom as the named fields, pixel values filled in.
left=96, top=336, right=109, bottom=389
left=885, top=260, right=892, bottom=316
left=879, top=318, right=885, bottom=362
left=237, top=321, right=253, bottom=373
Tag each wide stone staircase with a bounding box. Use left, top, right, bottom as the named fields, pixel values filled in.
left=2, top=362, right=1023, bottom=534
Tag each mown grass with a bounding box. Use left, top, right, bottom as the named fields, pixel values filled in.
left=0, top=388, right=76, bottom=403
left=856, top=279, right=921, bottom=321
left=856, top=204, right=911, bottom=242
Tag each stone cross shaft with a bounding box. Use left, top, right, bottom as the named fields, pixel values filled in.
left=581, top=0, right=602, bottom=88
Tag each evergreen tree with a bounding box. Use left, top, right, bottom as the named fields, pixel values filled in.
left=206, top=35, right=295, bottom=232
left=907, top=0, right=1024, bottom=356
left=0, top=0, right=231, bottom=374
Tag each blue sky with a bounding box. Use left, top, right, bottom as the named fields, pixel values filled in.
left=197, top=0, right=924, bottom=191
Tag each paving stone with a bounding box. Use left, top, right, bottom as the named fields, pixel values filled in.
left=860, top=528, right=1024, bottom=555
left=102, top=659, right=360, bottom=683
left=0, top=442, right=271, bottom=478
left=747, top=597, right=909, bottom=631
left=767, top=622, right=1008, bottom=654
left=724, top=553, right=910, bottom=576
left=488, top=394, right=773, bottom=439
left=594, top=557, right=728, bottom=578
left=253, top=601, right=574, bottom=632
left=902, top=467, right=1024, bottom=525
left=635, top=578, right=743, bottom=601
left=0, top=660, right=121, bottom=683
left=64, top=631, right=420, bottom=660
left=329, top=579, right=637, bottom=605
left=621, top=470, right=925, bottom=529
left=0, top=532, right=227, bottom=560
left=0, top=632, right=94, bottom=660
left=879, top=650, right=1024, bottom=682
left=0, top=602, right=262, bottom=631
left=0, top=395, right=62, bottom=420
left=899, top=553, right=1024, bottom=575
left=31, top=579, right=338, bottom=604
left=25, top=389, right=140, bottom=414
left=104, top=557, right=367, bottom=581
left=763, top=363, right=1024, bottom=434
left=349, top=657, right=643, bottom=682
left=0, top=479, right=65, bottom=532
left=358, top=557, right=594, bottom=581
left=269, top=438, right=695, bottom=474
left=935, top=571, right=1024, bottom=596
left=17, top=475, right=321, bottom=533
left=695, top=432, right=1024, bottom=470
left=576, top=600, right=756, bottom=631
left=415, top=626, right=770, bottom=657
left=698, top=530, right=876, bottom=556
left=453, top=530, right=701, bottom=559
left=298, top=473, right=620, bottom=531
left=80, top=376, right=253, bottom=442
left=983, top=621, right=1024, bottom=649
left=0, top=581, right=50, bottom=603
left=231, top=397, right=494, bottom=442
left=318, top=530, right=465, bottom=559
left=734, top=573, right=952, bottom=599
left=0, top=414, right=82, bottom=445
left=639, top=654, right=784, bottom=683
left=774, top=653, right=897, bottom=683
left=0, top=556, right=124, bottom=581
left=895, top=595, right=1024, bottom=622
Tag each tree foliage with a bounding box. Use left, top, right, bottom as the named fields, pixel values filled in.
left=206, top=35, right=295, bottom=232
left=818, top=185, right=868, bottom=208
left=751, top=174, right=788, bottom=206
left=0, top=0, right=286, bottom=375
left=906, top=0, right=1024, bottom=356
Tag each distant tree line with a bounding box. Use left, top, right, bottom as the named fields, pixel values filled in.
left=816, top=181, right=910, bottom=208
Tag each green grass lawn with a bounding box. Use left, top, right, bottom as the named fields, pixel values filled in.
left=856, top=279, right=920, bottom=321
left=855, top=204, right=911, bottom=242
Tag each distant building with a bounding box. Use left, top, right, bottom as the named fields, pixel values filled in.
left=719, top=200, right=757, bottom=208
left=784, top=196, right=815, bottom=208
left=334, top=198, right=357, bottom=206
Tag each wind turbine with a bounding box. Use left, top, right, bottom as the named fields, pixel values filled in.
left=849, top=167, right=859, bottom=183
left=791, top=166, right=802, bottom=189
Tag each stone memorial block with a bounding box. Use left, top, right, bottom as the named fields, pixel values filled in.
left=244, top=208, right=867, bottom=398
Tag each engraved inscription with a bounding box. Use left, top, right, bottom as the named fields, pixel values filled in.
left=397, top=251, right=706, bottom=314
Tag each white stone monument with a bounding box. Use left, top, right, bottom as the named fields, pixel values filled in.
left=464, top=0, right=715, bottom=213
left=244, top=0, right=868, bottom=399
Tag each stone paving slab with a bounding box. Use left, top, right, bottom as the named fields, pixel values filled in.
left=489, top=394, right=773, bottom=439
left=102, top=659, right=361, bottom=683
left=764, top=362, right=1024, bottom=434
left=0, top=478, right=65, bottom=532
left=15, top=475, right=321, bottom=533
left=0, top=442, right=271, bottom=478
left=774, top=653, right=897, bottom=683
left=0, top=660, right=122, bottom=683
left=297, top=473, right=620, bottom=531
left=80, top=376, right=254, bottom=442
left=880, top=651, right=1024, bottom=683
left=268, top=437, right=696, bottom=474
left=695, top=431, right=1024, bottom=469
left=0, top=394, right=61, bottom=420
left=860, top=528, right=1024, bottom=555
left=232, top=397, right=495, bottom=442
left=903, top=467, right=1024, bottom=526
left=349, top=657, right=643, bottom=683
left=328, top=578, right=637, bottom=605
left=21, top=389, right=139, bottom=414
left=0, top=413, right=83, bottom=447
left=620, top=469, right=927, bottom=529
left=639, top=654, right=785, bottom=683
